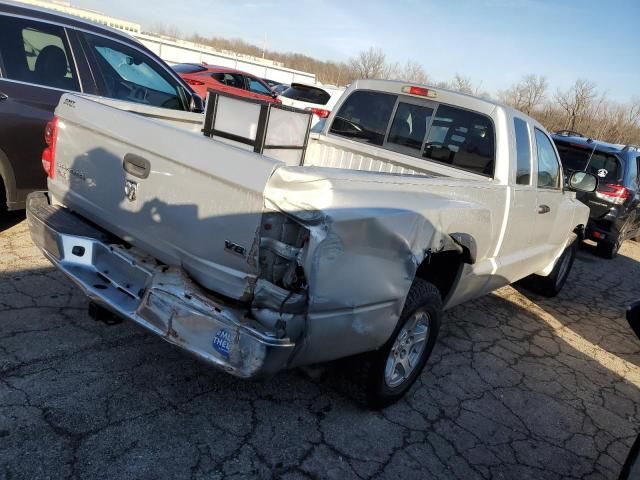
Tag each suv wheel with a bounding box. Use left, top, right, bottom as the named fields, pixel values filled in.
left=596, top=237, right=621, bottom=259
left=521, top=240, right=578, bottom=297
left=339, top=279, right=442, bottom=408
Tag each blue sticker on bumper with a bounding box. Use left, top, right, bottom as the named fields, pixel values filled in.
left=212, top=329, right=231, bottom=358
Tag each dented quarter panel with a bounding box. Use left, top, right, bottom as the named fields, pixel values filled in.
left=265, top=166, right=499, bottom=363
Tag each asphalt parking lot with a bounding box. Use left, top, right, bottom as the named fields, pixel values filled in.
left=1, top=214, right=639, bottom=480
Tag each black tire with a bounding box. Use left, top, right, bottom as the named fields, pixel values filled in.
left=340, top=279, right=442, bottom=409
left=521, top=240, right=578, bottom=297
left=596, top=238, right=621, bottom=259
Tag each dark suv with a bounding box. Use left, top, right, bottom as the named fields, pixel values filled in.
left=552, top=131, right=640, bottom=258
left=0, top=1, right=203, bottom=213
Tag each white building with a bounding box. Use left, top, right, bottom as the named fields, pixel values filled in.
left=16, top=0, right=141, bottom=33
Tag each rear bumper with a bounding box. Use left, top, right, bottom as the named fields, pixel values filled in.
left=26, top=191, right=295, bottom=378
left=586, top=214, right=625, bottom=243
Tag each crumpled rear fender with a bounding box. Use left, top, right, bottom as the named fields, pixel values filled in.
left=264, top=166, right=489, bottom=364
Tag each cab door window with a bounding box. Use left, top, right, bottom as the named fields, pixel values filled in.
left=534, top=128, right=561, bottom=189
left=514, top=117, right=532, bottom=185
left=0, top=16, right=79, bottom=91
left=81, top=32, right=185, bottom=110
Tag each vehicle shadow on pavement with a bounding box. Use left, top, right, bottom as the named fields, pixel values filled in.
left=0, top=210, right=24, bottom=232
left=1, top=251, right=639, bottom=479
left=512, top=240, right=640, bottom=369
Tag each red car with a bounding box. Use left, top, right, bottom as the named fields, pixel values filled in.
left=172, top=63, right=279, bottom=103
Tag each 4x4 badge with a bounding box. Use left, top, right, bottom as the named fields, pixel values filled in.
left=124, top=180, right=138, bottom=202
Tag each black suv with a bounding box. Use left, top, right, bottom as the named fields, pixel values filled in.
left=552, top=130, right=640, bottom=258
left=0, top=1, right=203, bottom=214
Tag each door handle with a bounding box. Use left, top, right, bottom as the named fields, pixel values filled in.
left=0, top=91, right=7, bottom=101
left=123, top=153, right=150, bottom=179
left=538, top=204, right=551, bottom=214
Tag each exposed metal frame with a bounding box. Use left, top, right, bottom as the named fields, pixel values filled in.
left=202, top=89, right=313, bottom=162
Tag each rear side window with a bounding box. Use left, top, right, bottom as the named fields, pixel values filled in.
left=281, top=85, right=331, bottom=105
left=171, top=63, right=207, bottom=74
left=82, top=32, right=184, bottom=110
left=535, top=129, right=561, bottom=189
left=211, top=72, right=245, bottom=89
left=387, top=102, right=434, bottom=151
left=554, top=142, right=621, bottom=184
left=514, top=117, right=531, bottom=185
left=329, top=91, right=397, bottom=146
left=0, top=17, right=79, bottom=91
left=423, top=105, right=495, bottom=176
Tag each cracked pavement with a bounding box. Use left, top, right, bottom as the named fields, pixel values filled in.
left=1, top=214, right=640, bottom=480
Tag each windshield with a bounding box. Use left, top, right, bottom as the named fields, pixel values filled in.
left=554, top=142, right=621, bottom=183
left=281, top=85, right=331, bottom=105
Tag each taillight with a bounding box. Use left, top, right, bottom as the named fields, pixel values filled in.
left=595, top=184, right=631, bottom=205
left=185, top=78, right=205, bottom=86
left=42, top=116, right=59, bottom=179
left=309, top=107, right=330, bottom=118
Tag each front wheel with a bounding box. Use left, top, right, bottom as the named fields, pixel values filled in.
left=521, top=240, right=577, bottom=297
left=342, top=279, right=442, bottom=408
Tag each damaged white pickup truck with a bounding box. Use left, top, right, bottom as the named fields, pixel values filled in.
left=27, top=79, right=597, bottom=407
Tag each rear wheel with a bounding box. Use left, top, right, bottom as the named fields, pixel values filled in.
left=521, top=240, right=577, bottom=297
left=596, top=237, right=621, bottom=259
left=340, top=279, right=442, bottom=408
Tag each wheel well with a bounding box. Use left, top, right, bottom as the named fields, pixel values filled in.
left=0, top=176, right=6, bottom=213
left=415, top=250, right=464, bottom=303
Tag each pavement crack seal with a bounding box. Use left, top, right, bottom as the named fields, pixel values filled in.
left=496, top=287, right=640, bottom=389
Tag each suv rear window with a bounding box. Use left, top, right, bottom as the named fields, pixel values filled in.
left=281, top=85, right=331, bottom=105
left=172, top=63, right=208, bottom=74
left=554, top=142, right=621, bottom=183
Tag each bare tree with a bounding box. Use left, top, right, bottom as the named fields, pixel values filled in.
left=499, top=74, right=548, bottom=115
left=449, top=73, right=474, bottom=94
left=554, top=79, right=597, bottom=131
left=389, top=60, right=430, bottom=84
left=349, top=47, right=389, bottom=79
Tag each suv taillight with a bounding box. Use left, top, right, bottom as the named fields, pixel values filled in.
left=595, top=184, right=631, bottom=205
left=42, top=116, right=59, bottom=179
left=309, top=107, right=330, bottom=119
left=185, top=78, right=205, bottom=86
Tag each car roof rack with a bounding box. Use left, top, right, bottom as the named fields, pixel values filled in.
left=554, top=129, right=585, bottom=137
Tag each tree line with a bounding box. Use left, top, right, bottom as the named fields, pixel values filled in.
left=152, top=26, right=639, bottom=145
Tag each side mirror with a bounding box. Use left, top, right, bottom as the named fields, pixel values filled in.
left=189, top=94, right=205, bottom=113
left=568, top=171, right=598, bottom=193
left=627, top=301, right=640, bottom=340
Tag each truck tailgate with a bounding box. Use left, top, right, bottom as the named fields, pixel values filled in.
left=48, top=94, right=281, bottom=300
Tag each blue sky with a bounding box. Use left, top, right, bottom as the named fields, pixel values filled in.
left=74, top=0, right=640, bottom=102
